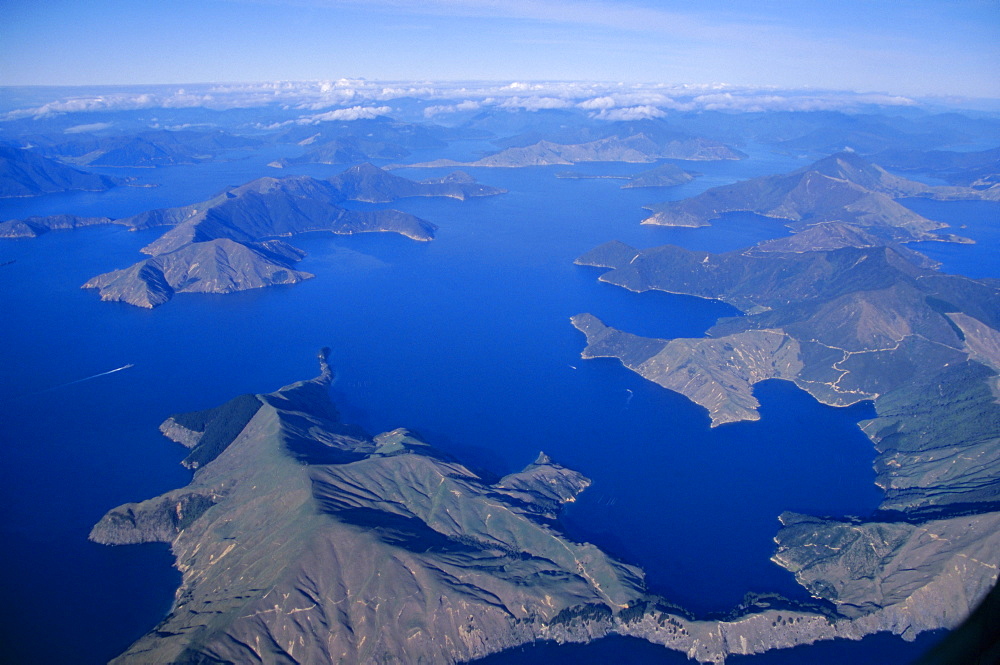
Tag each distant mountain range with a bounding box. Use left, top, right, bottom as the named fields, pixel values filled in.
left=0, top=145, right=117, bottom=197
left=869, top=146, right=1000, bottom=188
left=20, top=128, right=263, bottom=168
left=272, top=117, right=491, bottom=166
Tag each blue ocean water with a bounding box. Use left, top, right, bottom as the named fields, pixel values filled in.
left=902, top=198, right=1000, bottom=279
left=0, top=146, right=981, bottom=663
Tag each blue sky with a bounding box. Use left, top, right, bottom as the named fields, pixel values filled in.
left=2, top=0, right=997, bottom=97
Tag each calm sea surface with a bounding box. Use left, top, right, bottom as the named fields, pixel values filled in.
left=1, top=143, right=988, bottom=663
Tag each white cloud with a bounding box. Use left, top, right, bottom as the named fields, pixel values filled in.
left=689, top=91, right=915, bottom=113
left=0, top=80, right=920, bottom=123
left=297, top=105, right=393, bottom=123
left=63, top=122, right=114, bottom=133
left=577, top=96, right=616, bottom=110
left=590, top=105, right=665, bottom=121
left=497, top=96, right=573, bottom=111
left=423, top=100, right=481, bottom=117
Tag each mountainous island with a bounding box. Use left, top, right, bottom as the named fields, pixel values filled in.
left=326, top=162, right=505, bottom=202
left=1, top=164, right=503, bottom=307
left=82, top=238, right=313, bottom=309
left=0, top=145, right=117, bottom=197
left=92, top=350, right=1000, bottom=664
left=640, top=151, right=997, bottom=240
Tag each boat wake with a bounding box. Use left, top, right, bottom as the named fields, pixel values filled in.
left=32, top=364, right=135, bottom=394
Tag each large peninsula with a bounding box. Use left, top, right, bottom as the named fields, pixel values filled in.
left=568, top=150, right=1000, bottom=657
left=93, top=351, right=1000, bottom=664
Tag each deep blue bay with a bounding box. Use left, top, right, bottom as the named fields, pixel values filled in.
left=0, top=146, right=973, bottom=663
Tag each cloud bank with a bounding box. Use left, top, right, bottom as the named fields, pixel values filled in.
left=1, top=80, right=921, bottom=124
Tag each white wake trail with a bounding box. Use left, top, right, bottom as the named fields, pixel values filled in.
left=33, top=364, right=135, bottom=394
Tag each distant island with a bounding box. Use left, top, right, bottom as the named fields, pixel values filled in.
left=327, top=162, right=506, bottom=202
left=92, top=350, right=1000, bottom=664
left=398, top=133, right=745, bottom=168
left=556, top=162, right=697, bottom=188
left=640, top=152, right=997, bottom=240
left=1, top=164, right=504, bottom=307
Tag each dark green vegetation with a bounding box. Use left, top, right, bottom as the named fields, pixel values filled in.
left=160, top=393, right=263, bottom=469
left=572, top=151, right=1000, bottom=656
left=0, top=145, right=117, bottom=197
left=4, top=164, right=503, bottom=307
